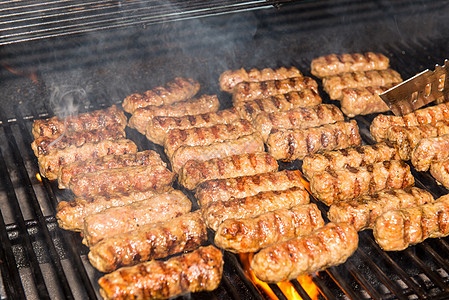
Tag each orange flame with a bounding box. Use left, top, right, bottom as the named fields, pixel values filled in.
left=2, top=63, right=39, bottom=85
left=36, top=173, right=42, bottom=182
left=239, top=253, right=278, bottom=300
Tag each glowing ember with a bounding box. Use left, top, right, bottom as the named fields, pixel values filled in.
left=297, top=274, right=320, bottom=300
left=36, top=173, right=42, bottom=182
left=2, top=63, right=39, bottom=85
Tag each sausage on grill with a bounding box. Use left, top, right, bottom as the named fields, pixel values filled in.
left=310, top=160, right=415, bottom=206
left=56, top=189, right=169, bottom=231
left=215, top=203, right=324, bottom=253
left=178, top=152, right=278, bottom=190
left=69, top=163, right=175, bottom=198
left=310, top=52, right=390, bottom=78
left=430, top=159, right=449, bottom=189
left=411, top=134, right=449, bottom=172
left=146, top=108, right=241, bottom=145
left=373, top=195, right=449, bottom=251
left=219, top=66, right=303, bottom=92
left=250, top=222, right=359, bottom=283
left=253, top=104, right=344, bottom=142
left=301, top=142, right=400, bottom=180
left=164, top=119, right=256, bottom=161
left=322, top=69, right=402, bottom=100
left=31, top=105, right=127, bottom=139
left=266, top=120, right=362, bottom=161
left=89, top=210, right=207, bottom=273
left=82, top=190, right=191, bottom=246
left=170, top=132, right=264, bottom=173
left=195, top=170, right=305, bottom=207
left=232, top=77, right=318, bottom=105
left=370, top=102, right=449, bottom=142
left=57, top=150, right=165, bottom=189
left=128, top=95, right=220, bottom=134
left=122, top=77, right=200, bottom=113
left=98, top=245, right=223, bottom=300
left=38, top=139, right=138, bottom=180
left=235, top=90, right=322, bottom=122
left=328, top=187, right=435, bottom=231
left=340, top=86, right=391, bottom=117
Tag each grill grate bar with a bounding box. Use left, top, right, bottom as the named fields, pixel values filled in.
left=290, top=279, right=313, bottom=300
left=419, top=243, right=449, bottom=276
left=325, top=267, right=361, bottom=300
left=310, top=273, right=338, bottom=300
left=344, top=260, right=383, bottom=299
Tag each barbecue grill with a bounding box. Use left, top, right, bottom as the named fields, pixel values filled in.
left=2, top=0, right=449, bottom=299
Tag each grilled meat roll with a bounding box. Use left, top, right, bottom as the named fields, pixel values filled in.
left=128, top=95, right=220, bottom=134
left=310, top=160, right=414, bottom=206
left=386, top=120, right=449, bottom=161
left=235, top=89, right=322, bottom=122
left=195, top=170, right=304, bottom=207
left=301, top=142, right=400, bottom=180
left=328, top=187, right=435, bottom=231
left=253, top=104, right=344, bottom=142
left=340, top=86, right=391, bottom=117
left=164, top=119, right=256, bottom=161
left=89, top=210, right=206, bottom=273
left=373, top=195, right=449, bottom=251
left=146, top=108, right=241, bottom=145
left=322, top=69, right=402, bottom=100
left=215, top=203, right=324, bottom=253
left=170, top=132, right=264, bottom=173
left=232, top=77, right=318, bottom=105
left=370, top=102, right=449, bottom=142
left=98, top=245, right=223, bottom=300
left=219, top=66, right=303, bottom=92
left=202, top=187, right=309, bottom=231
left=32, top=124, right=126, bottom=157
left=250, top=222, right=358, bottom=283
left=56, top=189, right=169, bottom=231
left=57, top=150, right=165, bottom=189
left=31, top=105, right=127, bottom=139
left=430, top=159, right=449, bottom=189
left=266, top=120, right=362, bottom=161
left=411, top=134, right=449, bottom=172
left=38, top=139, right=137, bottom=180
left=122, top=77, right=200, bottom=113
left=82, top=190, right=191, bottom=246
left=310, top=52, right=390, bottom=78
left=179, top=152, right=278, bottom=190
left=69, top=163, right=175, bottom=198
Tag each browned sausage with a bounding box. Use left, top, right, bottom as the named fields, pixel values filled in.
left=411, top=134, right=449, bottom=171
left=430, top=159, right=449, bottom=189
left=340, top=86, right=391, bottom=117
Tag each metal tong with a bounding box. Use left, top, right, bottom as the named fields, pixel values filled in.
left=380, top=60, right=449, bottom=116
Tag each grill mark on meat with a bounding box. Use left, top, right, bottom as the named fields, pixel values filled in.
left=287, top=133, right=296, bottom=160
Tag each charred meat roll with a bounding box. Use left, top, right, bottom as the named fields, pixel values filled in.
left=250, top=222, right=358, bottom=283
left=56, top=189, right=170, bottom=232
left=322, top=69, right=402, bottom=100
left=98, top=245, right=223, bottom=300
left=232, top=77, right=318, bottom=105
left=430, top=159, right=449, bottom=189
left=178, top=152, right=278, bottom=190
left=266, top=120, right=362, bottom=162
left=219, top=66, right=303, bottom=92
left=328, top=187, right=434, bottom=231
left=88, top=210, right=207, bottom=273
left=215, top=203, right=324, bottom=253
left=37, top=139, right=138, bottom=180
left=146, top=108, right=241, bottom=145
left=202, top=187, right=309, bottom=231
left=386, top=120, right=449, bottom=161
left=31, top=105, right=127, bottom=139
left=301, top=142, right=400, bottom=180
left=340, top=86, right=392, bottom=117
left=195, top=170, right=305, bottom=207
left=122, top=77, right=200, bottom=113
left=235, top=89, right=322, bottom=122
left=253, top=104, right=344, bottom=142
left=164, top=119, right=256, bottom=161
left=68, top=163, right=175, bottom=198
left=370, top=102, right=449, bottom=142
left=373, top=195, right=449, bottom=251
left=57, top=150, right=165, bottom=189
left=411, top=134, right=449, bottom=172
left=310, top=160, right=415, bottom=206
left=170, top=132, right=264, bottom=173
left=81, top=190, right=191, bottom=246
left=310, top=52, right=390, bottom=78
left=128, top=95, right=220, bottom=134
